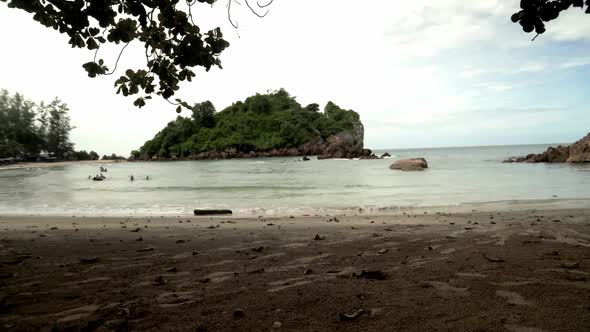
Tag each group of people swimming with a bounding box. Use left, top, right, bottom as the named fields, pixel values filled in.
left=88, top=166, right=150, bottom=181
left=128, top=175, right=150, bottom=181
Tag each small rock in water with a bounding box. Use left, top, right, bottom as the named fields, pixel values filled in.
left=136, top=237, right=143, bottom=241
left=50, top=227, right=58, bottom=230
left=164, top=267, right=177, bottom=273
left=137, top=247, right=154, bottom=252
left=130, top=228, right=141, bottom=232
left=314, top=234, right=325, bottom=241
left=252, top=246, right=264, bottom=253
left=377, top=249, right=389, bottom=255
left=304, top=268, right=313, bottom=275
left=176, top=239, right=186, bottom=244
left=272, top=321, right=282, bottom=329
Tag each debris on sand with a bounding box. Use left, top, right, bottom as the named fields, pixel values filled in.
left=354, top=270, right=387, bottom=280
left=483, top=254, right=505, bottom=263
left=233, top=309, right=245, bottom=319
left=247, top=268, right=265, bottom=274
left=79, top=257, right=100, bottom=264
left=339, top=309, right=365, bottom=321
left=560, top=262, right=580, bottom=269
left=314, top=234, right=325, bottom=241
left=153, top=275, right=167, bottom=286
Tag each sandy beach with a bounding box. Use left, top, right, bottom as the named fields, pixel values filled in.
left=1, top=209, right=589, bottom=331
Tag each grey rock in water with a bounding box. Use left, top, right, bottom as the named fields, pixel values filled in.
left=389, top=158, right=428, bottom=171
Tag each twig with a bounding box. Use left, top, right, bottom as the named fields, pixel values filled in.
left=104, top=42, right=130, bottom=75
left=245, top=0, right=269, bottom=17
left=257, top=0, right=274, bottom=8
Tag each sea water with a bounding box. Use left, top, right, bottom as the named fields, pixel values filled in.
left=1, top=144, right=589, bottom=217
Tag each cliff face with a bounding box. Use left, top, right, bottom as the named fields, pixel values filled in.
left=504, top=132, right=590, bottom=163
left=136, top=90, right=375, bottom=160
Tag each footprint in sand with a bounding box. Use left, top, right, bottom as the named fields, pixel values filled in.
left=505, top=325, right=549, bottom=332
left=456, top=272, right=486, bottom=278
left=53, top=304, right=100, bottom=323
left=156, top=291, right=200, bottom=308
left=496, top=290, right=531, bottom=306
left=424, top=281, right=469, bottom=299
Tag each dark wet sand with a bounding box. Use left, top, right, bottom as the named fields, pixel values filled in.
left=0, top=209, right=589, bottom=331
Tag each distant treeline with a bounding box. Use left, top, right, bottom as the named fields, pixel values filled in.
left=0, top=89, right=124, bottom=162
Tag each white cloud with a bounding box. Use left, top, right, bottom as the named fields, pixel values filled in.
left=546, top=8, right=590, bottom=41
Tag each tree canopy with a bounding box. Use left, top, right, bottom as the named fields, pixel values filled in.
left=512, top=0, right=589, bottom=39
left=138, top=89, right=362, bottom=159
left=0, top=89, right=93, bottom=160
left=1, top=0, right=273, bottom=112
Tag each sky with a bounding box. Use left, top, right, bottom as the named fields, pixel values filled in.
left=1, top=0, right=589, bottom=156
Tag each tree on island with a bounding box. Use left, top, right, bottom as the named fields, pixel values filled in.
left=136, top=89, right=362, bottom=159
left=1, top=0, right=274, bottom=112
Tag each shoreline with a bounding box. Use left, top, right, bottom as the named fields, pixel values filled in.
left=1, top=197, right=589, bottom=219
left=0, top=208, right=589, bottom=331
left=0, top=159, right=126, bottom=170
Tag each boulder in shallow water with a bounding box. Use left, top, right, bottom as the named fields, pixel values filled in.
left=389, top=158, right=428, bottom=171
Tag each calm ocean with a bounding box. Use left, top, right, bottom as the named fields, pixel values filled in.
left=1, top=144, right=589, bottom=217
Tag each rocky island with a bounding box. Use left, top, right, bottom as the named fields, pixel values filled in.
left=504, top=132, right=590, bottom=163
left=133, top=89, right=380, bottom=160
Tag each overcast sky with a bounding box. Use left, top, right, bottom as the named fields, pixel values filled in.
left=1, top=0, right=589, bottom=156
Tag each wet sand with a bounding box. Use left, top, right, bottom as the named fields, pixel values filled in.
left=0, top=209, right=589, bottom=331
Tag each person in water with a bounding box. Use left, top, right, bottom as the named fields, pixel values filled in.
left=146, top=176, right=150, bottom=180
left=88, top=175, right=91, bottom=179
left=130, top=175, right=134, bottom=181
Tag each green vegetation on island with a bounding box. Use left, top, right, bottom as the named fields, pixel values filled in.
left=137, top=89, right=364, bottom=159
